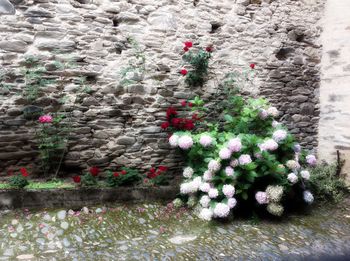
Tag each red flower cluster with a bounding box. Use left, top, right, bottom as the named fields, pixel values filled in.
left=72, top=176, right=81, bottom=183
left=20, top=167, right=29, bottom=177
left=147, top=166, right=168, bottom=179
left=113, top=169, right=127, bottom=178
left=161, top=103, right=198, bottom=131
left=183, top=41, right=193, bottom=52
left=89, top=166, right=100, bottom=176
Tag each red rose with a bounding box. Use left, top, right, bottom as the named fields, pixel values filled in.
left=206, top=46, right=213, bottom=52
left=181, top=100, right=187, bottom=107
left=72, top=176, right=81, bottom=183
left=113, top=172, right=120, bottom=177
left=192, top=113, right=199, bottom=121
left=147, top=172, right=157, bottom=179
left=184, top=41, right=193, bottom=48
left=183, top=46, right=189, bottom=52
left=121, top=170, right=127, bottom=175
left=158, top=166, right=168, bottom=172
left=171, top=118, right=182, bottom=128
left=184, top=119, right=195, bottom=130
left=149, top=167, right=156, bottom=174
left=89, top=166, right=100, bottom=176
left=161, top=122, right=170, bottom=129
left=166, top=107, right=177, bottom=120
left=188, top=102, right=193, bottom=107
left=20, top=167, right=29, bottom=177
left=250, top=63, right=255, bottom=69
left=180, top=69, right=188, bottom=76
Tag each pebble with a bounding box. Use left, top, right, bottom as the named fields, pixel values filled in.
left=60, top=222, right=69, bottom=230
left=168, top=235, right=197, bottom=244
left=16, top=254, right=35, bottom=260
left=57, top=210, right=67, bottom=220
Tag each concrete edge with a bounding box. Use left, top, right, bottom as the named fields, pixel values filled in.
left=0, top=186, right=179, bottom=210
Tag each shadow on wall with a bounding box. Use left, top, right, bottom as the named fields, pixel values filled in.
left=0, top=0, right=15, bottom=15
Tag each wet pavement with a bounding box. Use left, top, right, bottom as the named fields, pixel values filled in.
left=0, top=199, right=350, bottom=260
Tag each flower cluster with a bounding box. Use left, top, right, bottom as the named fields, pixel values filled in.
left=168, top=95, right=317, bottom=221
left=161, top=102, right=200, bottom=132
left=38, top=115, right=53, bottom=124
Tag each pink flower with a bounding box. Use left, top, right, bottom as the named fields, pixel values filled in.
left=222, top=184, right=235, bottom=198
left=199, top=135, right=213, bottom=147
left=238, top=154, right=252, bottom=165
left=306, top=155, right=317, bottom=166
left=38, top=115, right=53, bottom=123
left=225, top=166, right=234, bottom=176
left=228, top=138, right=242, bottom=152
left=178, top=135, right=193, bottom=150
left=219, top=148, right=231, bottom=160
left=255, top=192, right=269, bottom=204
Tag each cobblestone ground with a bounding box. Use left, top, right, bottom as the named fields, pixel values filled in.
left=0, top=200, right=350, bottom=261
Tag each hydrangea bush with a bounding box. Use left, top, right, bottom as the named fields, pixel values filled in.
left=167, top=44, right=317, bottom=221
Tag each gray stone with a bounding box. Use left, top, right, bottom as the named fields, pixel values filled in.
left=36, top=40, right=76, bottom=52
left=116, top=136, right=136, bottom=145
left=0, top=40, right=27, bottom=52
left=0, top=0, right=15, bottom=15
left=24, top=7, right=54, bottom=17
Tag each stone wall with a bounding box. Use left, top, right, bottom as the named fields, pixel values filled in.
left=0, top=0, right=324, bottom=176
left=318, top=0, right=350, bottom=182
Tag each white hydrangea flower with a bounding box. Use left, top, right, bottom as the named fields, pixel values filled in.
left=208, top=160, right=221, bottom=173
left=267, top=203, right=284, bottom=216
left=219, top=147, right=232, bottom=160
left=266, top=185, right=284, bottom=202
left=199, top=195, right=211, bottom=208
left=198, top=208, right=213, bottom=221
left=183, top=167, right=194, bottom=179
left=287, top=173, right=298, bottom=184
left=273, top=129, right=288, bottom=143
left=172, top=198, right=183, bottom=208
left=187, top=196, right=197, bottom=208
left=303, top=190, right=314, bottom=204
left=227, top=198, right=237, bottom=209
left=300, top=170, right=310, bottom=180
left=272, top=120, right=281, bottom=128
left=180, top=182, right=192, bottom=194
left=169, top=134, right=179, bottom=147
left=208, top=188, right=219, bottom=198
left=199, top=135, right=213, bottom=147
left=228, top=138, right=242, bottom=152
left=259, top=139, right=278, bottom=151
left=222, top=184, right=235, bottom=198
left=286, top=160, right=300, bottom=170
left=213, top=203, right=230, bottom=218
left=203, top=170, right=213, bottom=181
left=192, top=177, right=202, bottom=189
left=267, top=107, right=279, bottom=117
left=178, top=135, right=193, bottom=150
left=199, top=182, right=211, bottom=193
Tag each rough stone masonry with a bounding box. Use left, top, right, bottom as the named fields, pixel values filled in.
left=0, top=0, right=324, bottom=176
